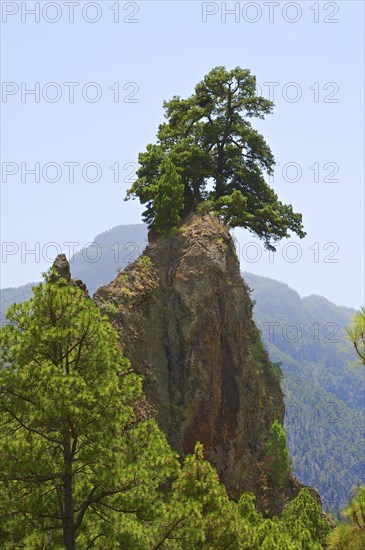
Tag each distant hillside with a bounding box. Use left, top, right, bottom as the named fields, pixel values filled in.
left=1, top=283, right=35, bottom=327
left=0, top=224, right=148, bottom=325
left=70, top=224, right=147, bottom=293
left=244, top=272, right=365, bottom=512
left=1, top=224, right=364, bottom=512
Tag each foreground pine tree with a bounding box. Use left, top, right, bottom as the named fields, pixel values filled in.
left=0, top=269, right=177, bottom=549
left=158, top=444, right=329, bottom=549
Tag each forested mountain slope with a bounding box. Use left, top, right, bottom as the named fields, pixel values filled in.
left=244, top=272, right=365, bottom=512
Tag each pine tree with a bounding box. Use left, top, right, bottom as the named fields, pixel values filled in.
left=346, top=307, right=365, bottom=365
left=127, top=66, right=306, bottom=249
left=281, top=488, right=330, bottom=548
left=267, top=420, right=290, bottom=490
left=0, top=269, right=178, bottom=549
left=327, top=486, right=365, bottom=549
left=153, top=156, right=184, bottom=232
left=164, top=443, right=252, bottom=548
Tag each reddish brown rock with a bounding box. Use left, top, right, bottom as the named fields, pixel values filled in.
left=94, top=213, right=298, bottom=513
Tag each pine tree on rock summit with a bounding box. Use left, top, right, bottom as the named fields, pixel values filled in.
left=127, top=66, right=306, bottom=250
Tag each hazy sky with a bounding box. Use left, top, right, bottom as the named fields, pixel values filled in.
left=1, top=0, right=364, bottom=308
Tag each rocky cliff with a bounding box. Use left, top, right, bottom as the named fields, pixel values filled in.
left=94, top=214, right=297, bottom=513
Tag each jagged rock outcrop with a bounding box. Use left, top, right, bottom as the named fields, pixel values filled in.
left=51, top=254, right=89, bottom=295
left=94, top=214, right=298, bottom=513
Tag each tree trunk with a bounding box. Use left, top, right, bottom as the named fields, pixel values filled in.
left=62, top=439, right=76, bottom=550
left=216, top=143, right=224, bottom=198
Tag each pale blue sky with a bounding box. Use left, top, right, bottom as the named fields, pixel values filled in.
left=1, top=0, right=364, bottom=308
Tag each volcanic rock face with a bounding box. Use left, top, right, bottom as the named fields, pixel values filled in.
left=52, top=254, right=89, bottom=296
left=94, top=214, right=286, bottom=509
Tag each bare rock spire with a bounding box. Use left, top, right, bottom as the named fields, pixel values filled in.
left=51, top=254, right=71, bottom=282
left=51, top=254, right=89, bottom=296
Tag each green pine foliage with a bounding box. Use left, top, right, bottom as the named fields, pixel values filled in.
left=153, top=444, right=330, bottom=549
left=0, top=270, right=178, bottom=549
left=167, top=443, right=247, bottom=548
left=281, top=489, right=330, bottom=548
left=327, top=486, right=365, bottom=549
left=267, top=420, right=290, bottom=491
left=343, top=486, right=365, bottom=531
left=152, top=157, right=185, bottom=232
left=127, top=66, right=305, bottom=249
left=252, top=488, right=330, bottom=550
left=346, top=307, right=365, bottom=365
